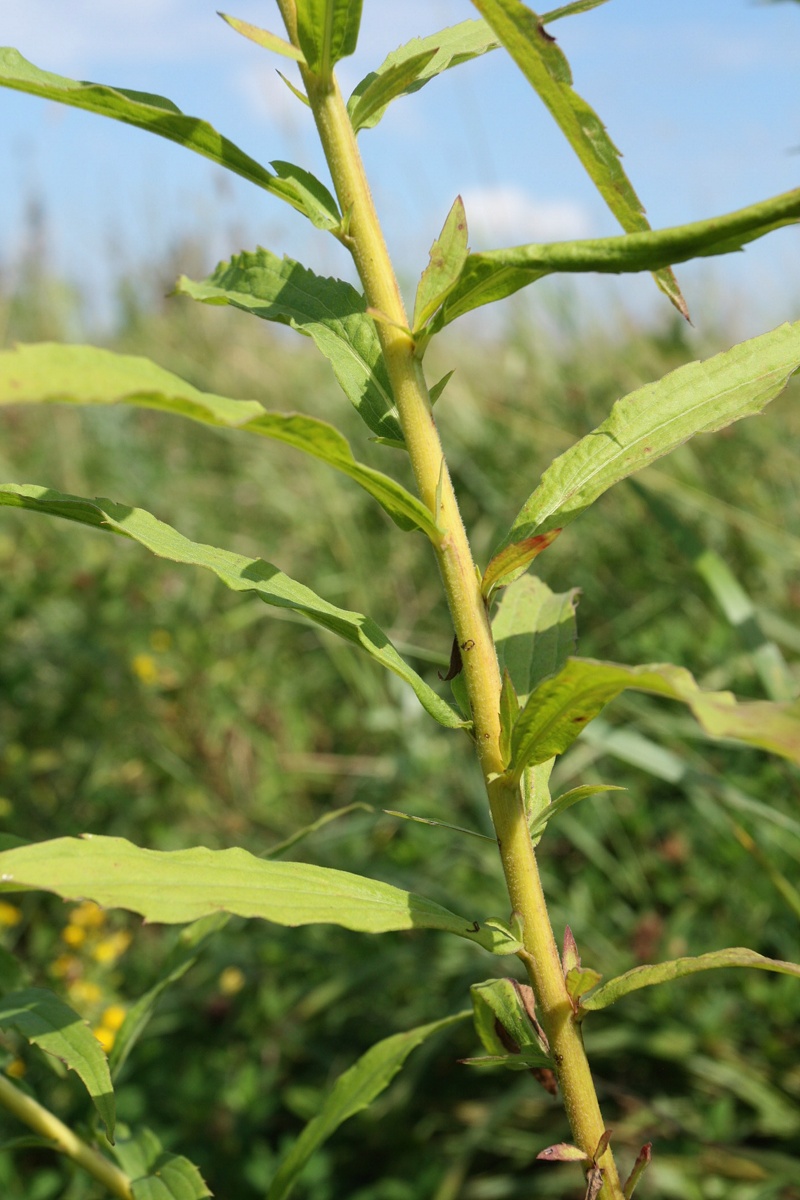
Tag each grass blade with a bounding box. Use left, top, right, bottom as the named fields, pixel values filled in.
left=176, top=248, right=404, bottom=442
left=267, top=1012, right=470, bottom=1200
left=467, top=0, right=685, bottom=315
left=0, top=484, right=463, bottom=728
left=0, top=836, right=516, bottom=955
left=0, top=343, right=435, bottom=536
left=489, top=320, right=800, bottom=589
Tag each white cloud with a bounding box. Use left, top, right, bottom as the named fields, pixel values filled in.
left=461, top=185, right=593, bottom=246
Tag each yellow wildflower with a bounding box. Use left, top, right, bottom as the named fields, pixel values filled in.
left=93, top=1026, right=115, bottom=1054
left=131, top=654, right=159, bottom=685
left=62, top=924, right=86, bottom=948
left=219, top=966, right=246, bottom=996
left=70, top=902, right=106, bottom=928
left=0, top=901, right=22, bottom=927
left=67, top=980, right=103, bottom=1006
left=100, top=1005, right=127, bottom=1032
left=92, top=931, right=132, bottom=965
left=6, top=1058, right=26, bottom=1079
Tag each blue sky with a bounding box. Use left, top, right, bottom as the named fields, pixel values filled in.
left=2, top=0, right=799, bottom=339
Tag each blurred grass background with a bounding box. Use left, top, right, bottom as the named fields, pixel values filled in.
left=0, top=232, right=799, bottom=1200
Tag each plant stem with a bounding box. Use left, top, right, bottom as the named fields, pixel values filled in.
left=0, top=1072, right=133, bottom=1199
left=282, top=14, right=624, bottom=1196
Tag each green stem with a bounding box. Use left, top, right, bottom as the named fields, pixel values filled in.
left=278, top=8, right=624, bottom=1195
left=0, top=1072, right=133, bottom=1199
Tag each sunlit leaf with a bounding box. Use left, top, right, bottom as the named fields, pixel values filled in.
left=0, top=343, right=434, bottom=536
left=510, top=657, right=800, bottom=777
left=467, top=0, right=685, bottom=315
left=581, top=948, right=800, bottom=1012
left=541, top=0, right=611, bottom=19
left=267, top=1012, right=470, bottom=1200
left=219, top=13, right=306, bottom=62
left=176, top=248, right=404, bottom=441
left=269, top=160, right=341, bottom=231
left=413, top=196, right=469, bottom=335
left=0, top=988, right=114, bottom=1139
left=0, top=47, right=330, bottom=229
left=491, top=320, right=800, bottom=589
left=0, top=836, right=517, bottom=954
left=492, top=575, right=579, bottom=705
left=0, top=484, right=462, bottom=728
left=296, top=0, right=363, bottom=77
left=347, top=20, right=500, bottom=133
left=437, top=188, right=800, bottom=331
left=482, top=530, right=560, bottom=598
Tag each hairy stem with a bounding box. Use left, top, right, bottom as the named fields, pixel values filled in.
left=280, top=11, right=624, bottom=1195
left=0, top=1073, right=132, bottom=1198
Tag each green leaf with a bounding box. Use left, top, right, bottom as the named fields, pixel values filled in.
left=296, top=0, right=363, bottom=77
left=523, top=758, right=555, bottom=841
left=460, top=1050, right=554, bottom=1071
left=0, top=835, right=517, bottom=955
left=482, top=530, right=560, bottom=599
left=346, top=20, right=500, bottom=133
left=467, top=0, right=685, bottom=315
left=0, top=343, right=433, bottom=536
left=491, top=320, right=800, bottom=589
left=499, top=669, right=520, bottom=767
left=492, top=575, right=579, bottom=705
left=470, top=978, right=552, bottom=1068
left=623, top=1144, right=652, bottom=1200
left=565, top=965, right=603, bottom=1004
left=437, top=188, right=800, bottom=330
left=510, top=657, right=800, bottom=778
left=0, top=48, right=329, bottom=229
left=529, top=782, right=625, bottom=840
left=541, top=0, right=612, bottom=21
left=581, top=948, right=800, bottom=1013
left=112, top=1127, right=211, bottom=1200
left=0, top=988, right=114, bottom=1139
left=267, top=1011, right=469, bottom=1200
left=429, top=370, right=454, bottom=406
left=0, top=484, right=462, bottom=728
left=269, top=161, right=342, bottom=231
left=413, top=196, right=470, bottom=335
left=176, top=248, right=404, bottom=442
left=219, top=13, right=306, bottom=62
left=383, top=810, right=494, bottom=843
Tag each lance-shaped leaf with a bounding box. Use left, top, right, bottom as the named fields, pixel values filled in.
left=436, top=188, right=800, bottom=330
left=0, top=836, right=517, bottom=955
left=0, top=988, right=114, bottom=1139
left=347, top=19, right=500, bottom=133
left=296, top=0, right=363, bottom=77
left=467, top=0, right=685, bottom=315
left=492, top=575, right=579, bottom=705
left=109, top=806, right=370, bottom=1078
left=509, top=657, right=800, bottom=778
left=623, top=1144, right=652, bottom=1200
left=0, top=485, right=462, bottom=728
left=490, top=320, right=800, bottom=590
left=112, top=1127, right=210, bottom=1200
left=0, top=343, right=433, bottom=536
left=541, top=0, right=611, bottom=19
left=0, top=48, right=336, bottom=231
left=219, top=13, right=306, bottom=62
left=413, top=196, right=469, bottom=335
left=177, top=248, right=403, bottom=442
left=580, top=948, right=800, bottom=1013
left=482, top=529, right=560, bottom=599
left=529, top=783, right=624, bottom=842
left=537, top=1142, right=588, bottom=1163
left=267, top=1011, right=469, bottom=1200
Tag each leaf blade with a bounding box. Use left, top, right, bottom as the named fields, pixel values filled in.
left=346, top=20, right=500, bottom=133
left=0, top=988, right=114, bottom=1139
left=413, top=196, right=470, bottom=334
left=467, top=0, right=684, bottom=314
left=492, top=575, right=579, bottom=705
left=0, top=484, right=462, bottom=728
left=581, top=948, right=800, bottom=1012
left=0, top=343, right=434, bottom=536
left=439, top=188, right=800, bottom=330
left=510, top=657, right=800, bottom=776
left=296, top=0, right=363, bottom=76
left=0, top=836, right=513, bottom=955
left=491, top=320, right=800, bottom=589
left=176, top=248, right=404, bottom=442
left=267, top=1012, right=470, bottom=1200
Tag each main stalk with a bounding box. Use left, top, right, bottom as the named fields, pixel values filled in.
left=278, top=8, right=624, bottom=1194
